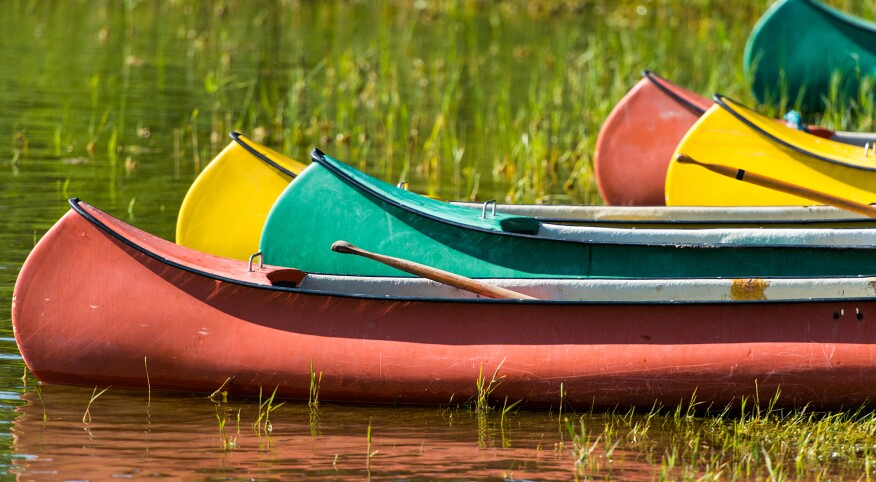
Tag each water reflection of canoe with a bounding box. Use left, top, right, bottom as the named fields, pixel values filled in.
left=667, top=95, right=876, bottom=207
left=9, top=385, right=575, bottom=479
left=13, top=199, right=876, bottom=409
left=744, top=0, right=876, bottom=111
left=594, top=71, right=871, bottom=206
left=259, top=149, right=876, bottom=279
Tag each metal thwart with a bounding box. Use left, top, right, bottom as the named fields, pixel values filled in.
left=481, top=200, right=497, bottom=219
left=248, top=251, right=264, bottom=272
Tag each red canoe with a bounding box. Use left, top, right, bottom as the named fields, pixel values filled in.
left=12, top=199, right=876, bottom=409
left=593, top=71, right=856, bottom=206
left=594, top=71, right=711, bottom=206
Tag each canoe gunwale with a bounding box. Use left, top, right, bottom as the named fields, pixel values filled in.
left=713, top=94, right=876, bottom=172
left=309, top=149, right=876, bottom=251
left=67, top=198, right=531, bottom=305
left=642, top=70, right=707, bottom=116
left=229, top=131, right=298, bottom=179
left=802, top=0, right=876, bottom=35
left=66, top=198, right=876, bottom=305
left=309, top=148, right=553, bottom=240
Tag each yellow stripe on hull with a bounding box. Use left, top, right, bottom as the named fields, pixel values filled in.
left=665, top=96, right=876, bottom=206
left=176, top=134, right=305, bottom=260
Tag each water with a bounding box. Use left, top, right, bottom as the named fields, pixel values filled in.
left=7, top=385, right=583, bottom=479
left=3, top=0, right=873, bottom=479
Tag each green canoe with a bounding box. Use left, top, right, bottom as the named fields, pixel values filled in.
left=259, top=149, right=876, bottom=279
left=744, top=0, right=876, bottom=111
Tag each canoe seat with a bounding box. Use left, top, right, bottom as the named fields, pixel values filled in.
left=267, top=268, right=307, bottom=288
left=497, top=216, right=541, bottom=234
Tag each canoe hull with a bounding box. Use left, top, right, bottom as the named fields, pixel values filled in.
left=175, top=133, right=304, bottom=260
left=666, top=96, right=876, bottom=207
left=594, top=72, right=710, bottom=206
left=745, top=0, right=876, bottom=111
left=13, top=202, right=876, bottom=409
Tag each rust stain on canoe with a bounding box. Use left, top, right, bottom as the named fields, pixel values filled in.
left=731, top=278, right=769, bottom=300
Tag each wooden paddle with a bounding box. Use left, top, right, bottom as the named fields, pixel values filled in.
left=331, top=240, right=536, bottom=300
left=675, top=153, right=876, bottom=218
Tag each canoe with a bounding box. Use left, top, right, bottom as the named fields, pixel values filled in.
left=175, top=132, right=305, bottom=260
left=595, top=71, right=870, bottom=206
left=14, top=199, right=876, bottom=409
left=594, top=71, right=711, bottom=206
left=666, top=95, right=876, bottom=207
left=744, top=0, right=876, bottom=111
left=259, top=149, right=876, bottom=279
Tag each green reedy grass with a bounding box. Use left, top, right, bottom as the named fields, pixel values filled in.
left=141, top=1, right=767, bottom=203
left=35, top=1, right=874, bottom=204
left=559, top=393, right=876, bottom=481
left=366, top=418, right=378, bottom=473
left=253, top=385, right=285, bottom=440
left=208, top=377, right=238, bottom=450
left=308, top=360, right=321, bottom=409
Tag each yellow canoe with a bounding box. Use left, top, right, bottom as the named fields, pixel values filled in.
left=175, top=133, right=306, bottom=260
left=665, top=96, right=876, bottom=206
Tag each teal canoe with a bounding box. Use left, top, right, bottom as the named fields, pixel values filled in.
left=744, top=0, right=876, bottom=111
left=259, top=149, right=876, bottom=279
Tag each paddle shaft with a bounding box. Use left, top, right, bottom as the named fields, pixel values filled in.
left=331, top=241, right=536, bottom=300
left=676, top=154, right=876, bottom=218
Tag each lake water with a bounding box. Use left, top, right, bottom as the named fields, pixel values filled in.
left=3, top=0, right=869, bottom=479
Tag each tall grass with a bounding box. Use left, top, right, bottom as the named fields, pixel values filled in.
left=561, top=394, right=876, bottom=480
left=13, top=1, right=874, bottom=205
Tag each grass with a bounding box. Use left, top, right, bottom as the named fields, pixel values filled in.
left=81, top=386, right=111, bottom=424
left=2, top=0, right=830, bottom=206
left=308, top=360, right=321, bottom=409
left=556, top=394, right=876, bottom=481
left=253, top=385, right=285, bottom=439
left=9, top=0, right=875, bottom=207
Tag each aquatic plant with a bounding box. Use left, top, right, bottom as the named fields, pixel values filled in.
left=308, top=360, right=322, bottom=436
left=474, top=359, right=507, bottom=414
left=308, top=359, right=321, bottom=409
left=34, top=382, right=46, bottom=423
left=558, top=390, right=876, bottom=481
left=143, top=356, right=150, bottom=405
left=253, top=385, right=285, bottom=439
left=82, top=385, right=110, bottom=424
left=208, top=377, right=238, bottom=450
left=366, top=419, right=378, bottom=473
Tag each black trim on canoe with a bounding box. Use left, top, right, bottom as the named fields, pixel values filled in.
left=713, top=94, right=876, bottom=172
left=309, top=148, right=876, bottom=249
left=63, top=198, right=876, bottom=305
left=67, top=197, right=530, bottom=304
left=230, top=132, right=297, bottom=179
left=642, top=70, right=707, bottom=117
